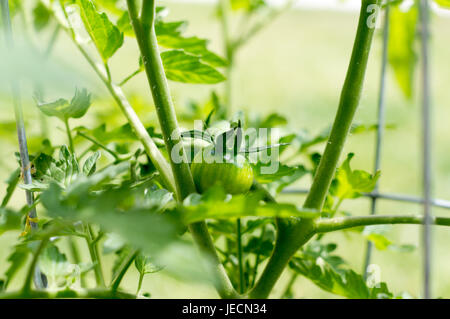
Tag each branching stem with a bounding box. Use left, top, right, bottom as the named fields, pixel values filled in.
left=249, top=0, right=381, bottom=299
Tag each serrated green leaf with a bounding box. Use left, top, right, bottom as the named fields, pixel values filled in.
left=38, top=244, right=76, bottom=288
left=1, top=168, right=20, bottom=207
left=388, top=4, right=418, bottom=99
left=3, top=244, right=31, bottom=289
left=20, top=146, right=80, bottom=191
left=77, top=0, right=124, bottom=61
left=362, top=225, right=415, bottom=252
left=158, top=35, right=227, bottom=67
left=302, top=241, right=346, bottom=271
left=289, top=256, right=393, bottom=299
left=135, top=253, right=163, bottom=275
left=330, top=153, right=380, bottom=200
left=35, top=88, right=92, bottom=121
left=117, top=8, right=226, bottom=67
left=0, top=207, right=23, bottom=235
left=162, top=50, right=226, bottom=84
left=82, top=151, right=101, bottom=176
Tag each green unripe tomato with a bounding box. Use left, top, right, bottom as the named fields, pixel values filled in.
left=191, top=149, right=254, bottom=195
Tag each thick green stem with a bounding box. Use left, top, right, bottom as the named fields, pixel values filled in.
left=127, top=0, right=194, bottom=199
left=126, top=0, right=238, bottom=299
left=249, top=0, right=381, bottom=299
left=315, top=215, right=450, bottom=233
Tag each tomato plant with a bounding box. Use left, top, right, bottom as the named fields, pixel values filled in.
left=0, top=0, right=449, bottom=301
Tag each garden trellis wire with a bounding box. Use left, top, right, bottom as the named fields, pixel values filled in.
left=282, top=0, right=437, bottom=299
left=0, top=0, right=47, bottom=290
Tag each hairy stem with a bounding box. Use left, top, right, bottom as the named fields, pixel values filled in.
left=249, top=0, right=381, bottom=299
left=126, top=0, right=238, bottom=299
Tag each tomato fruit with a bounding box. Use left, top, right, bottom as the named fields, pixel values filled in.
left=191, top=149, right=254, bottom=195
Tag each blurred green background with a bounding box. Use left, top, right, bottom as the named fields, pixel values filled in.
left=1, top=2, right=450, bottom=298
